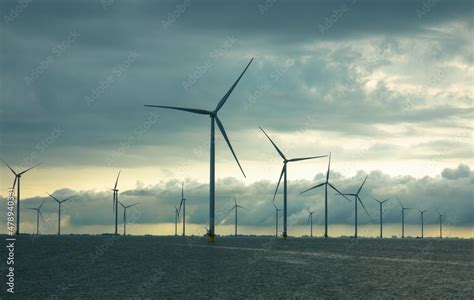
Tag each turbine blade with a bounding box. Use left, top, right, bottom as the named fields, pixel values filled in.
left=144, top=105, right=211, bottom=115
left=38, top=198, right=48, bottom=209
left=19, top=163, right=41, bottom=175
left=39, top=210, right=46, bottom=223
left=46, top=192, right=61, bottom=203
left=287, top=155, right=327, bottom=162
left=328, top=183, right=351, bottom=202
left=127, top=203, right=139, bottom=208
left=326, top=153, right=331, bottom=182
left=1, top=159, right=17, bottom=175
left=259, top=127, right=286, bottom=160
left=12, top=176, right=17, bottom=189
left=214, top=58, right=254, bottom=113
left=381, top=198, right=391, bottom=204
left=114, top=170, right=121, bottom=189
left=356, top=175, right=368, bottom=195
left=396, top=197, right=404, bottom=208
left=307, top=214, right=311, bottom=224
left=300, top=182, right=325, bottom=194
left=370, top=195, right=381, bottom=204
left=273, top=165, right=285, bottom=201
left=358, top=196, right=370, bottom=217
left=61, top=195, right=76, bottom=203
left=178, top=199, right=183, bottom=212
left=119, top=200, right=125, bottom=208
left=237, top=205, right=247, bottom=210
left=215, top=116, right=246, bottom=178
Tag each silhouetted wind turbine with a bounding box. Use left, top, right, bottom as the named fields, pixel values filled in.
left=339, top=175, right=369, bottom=238
left=145, top=58, right=253, bottom=241
left=301, top=153, right=350, bottom=239
left=47, top=193, right=76, bottom=235
left=396, top=197, right=412, bottom=238
left=260, top=127, right=326, bottom=239
left=28, top=198, right=47, bottom=235
left=418, top=208, right=429, bottom=238
left=111, top=171, right=121, bottom=235
left=307, top=208, right=315, bottom=237
left=228, top=198, right=246, bottom=236
left=436, top=209, right=443, bottom=238
left=178, top=182, right=186, bottom=236
left=119, top=201, right=138, bottom=236
left=272, top=202, right=282, bottom=237
left=174, top=204, right=180, bottom=236
left=371, top=196, right=391, bottom=238
left=2, top=159, right=41, bottom=235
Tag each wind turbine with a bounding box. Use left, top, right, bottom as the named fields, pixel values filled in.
left=2, top=159, right=41, bottom=235
left=228, top=198, right=246, bottom=236
left=397, top=197, right=412, bottom=238
left=178, top=182, right=186, bottom=236
left=28, top=198, right=47, bottom=235
left=339, top=175, right=369, bottom=238
left=272, top=202, right=282, bottom=237
left=111, top=171, right=121, bottom=235
left=174, top=204, right=180, bottom=236
left=307, top=208, right=315, bottom=237
left=259, top=127, right=327, bottom=239
left=436, top=209, right=443, bottom=238
left=46, top=193, right=76, bottom=235
left=418, top=208, right=429, bottom=238
left=145, top=58, right=253, bottom=241
left=301, top=153, right=351, bottom=239
left=119, top=201, right=138, bottom=236
left=371, top=196, right=391, bottom=238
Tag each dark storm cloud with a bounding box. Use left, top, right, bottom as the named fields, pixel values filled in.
left=0, top=0, right=472, bottom=168
left=2, top=164, right=471, bottom=232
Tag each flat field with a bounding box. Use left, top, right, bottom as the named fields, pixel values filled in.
left=2, top=235, right=473, bottom=299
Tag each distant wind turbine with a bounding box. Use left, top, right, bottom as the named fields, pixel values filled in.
left=46, top=193, right=76, bottom=235
left=178, top=182, right=186, bottom=236
left=111, top=171, right=121, bottom=235
left=396, top=197, right=412, bottom=238
left=339, top=175, right=370, bottom=238
left=174, top=204, right=180, bottom=236
left=301, top=153, right=351, bottom=239
left=418, top=208, right=429, bottom=238
left=119, top=201, right=138, bottom=236
left=371, top=196, right=391, bottom=238
left=260, top=127, right=326, bottom=239
left=28, top=198, right=47, bottom=235
left=145, top=58, right=253, bottom=241
left=307, top=208, right=315, bottom=238
left=272, top=202, right=282, bottom=237
left=436, top=209, right=443, bottom=239
left=2, top=159, right=41, bottom=235
left=228, top=198, right=246, bottom=236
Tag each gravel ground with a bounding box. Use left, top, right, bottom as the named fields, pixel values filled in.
left=2, top=235, right=473, bottom=299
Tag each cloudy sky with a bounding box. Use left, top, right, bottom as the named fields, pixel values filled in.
left=0, top=0, right=472, bottom=236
